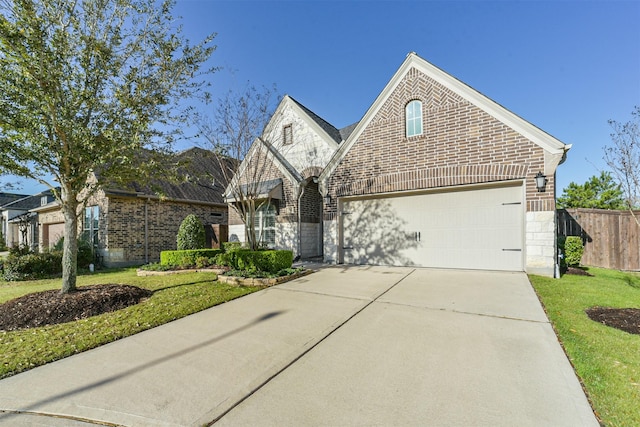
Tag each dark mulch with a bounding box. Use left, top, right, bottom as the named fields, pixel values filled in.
left=566, top=267, right=594, bottom=276
left=0, top=284, right=152, bottom=331
left=586, top=307, right=640, bottom=335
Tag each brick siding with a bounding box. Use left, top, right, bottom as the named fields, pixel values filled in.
left=325, top=67, right=554, bottom=218
left=104, top=196, right=227, bottom=266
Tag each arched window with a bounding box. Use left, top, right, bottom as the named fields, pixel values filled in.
left=405, top=100, right=423, bottom=137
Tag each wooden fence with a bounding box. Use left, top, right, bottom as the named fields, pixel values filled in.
left=557, top=208, right=640, bottom=271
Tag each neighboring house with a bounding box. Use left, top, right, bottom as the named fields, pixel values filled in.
left=0, top=191, right=55, bottom=250
left=33, top=147, right=231, bottom=267
left=228, top=53, right=570, bottom=277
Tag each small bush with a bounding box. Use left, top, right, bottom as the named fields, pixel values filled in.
left=195, top=256, right=214, bottom=268
left=52, top=237, right=95, bottom=269
left=0, top=231, right=7, bottom=251
left=564, top=236, right=584, bottom=267
left=138, top=263, right=177, bottom=272
left=2, top=252, right=63, bottom=281
left=77, top=239, right=95, bottom=268
left=222, top=241, right=243, bottom=252
left=215, top=252, right=231, bottom=267
left=177, top=214, right=206, bottom=250
left=222, top=266, right=304, bottom=279
left=160, top=249, right=223, bottom=267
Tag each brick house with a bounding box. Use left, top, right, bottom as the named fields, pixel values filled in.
left=33, top=147, right=230, bottom=267
left=226, top=95, right=354, bottom=258
left=230, top=53, right=570, bottom=277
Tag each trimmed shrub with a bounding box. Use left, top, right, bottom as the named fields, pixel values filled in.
left=228, top=249, right=293, bottom=274
left=564, top=236, right=584, bottom=267
left=177, top=214, right=206, bottom=250
left=160, top=249, right=223, bottom=267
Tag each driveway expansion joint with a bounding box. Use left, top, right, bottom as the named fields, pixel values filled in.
left=268, top=286, right=371, bottom=302
left=206, top=268, right=417, bottom=425
left=375, top=299, right=550, bottom=324
left=0, top=409, right=124, bottom=426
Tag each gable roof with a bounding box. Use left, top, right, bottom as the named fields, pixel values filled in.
left=1, top=190, right=53, bottom=211
left=339, top=122, right=359, bottom=142
left=0, top=192, right=29, bottom=208
left=289, top=97, right=343, bottom=144
left=229, top=96, right=343, bottom=194
left=104, top=147, right=232, bottom=205
left=321, top=52, right=571, bottom=183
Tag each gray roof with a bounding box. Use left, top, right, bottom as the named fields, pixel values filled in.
left=289, top=97, right=343, bottom=144
left=1, top=190, right=54, bottom=211
left=105, top=147, right=233, bottom=205
left=0, top=192, right=29, bottom=208
left=339, top=122, right=359, bottom=142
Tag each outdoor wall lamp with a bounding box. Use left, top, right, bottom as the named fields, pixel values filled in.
left=534, top=172, right=547, bottom=192
left=323, top=194, right=331, bottom=205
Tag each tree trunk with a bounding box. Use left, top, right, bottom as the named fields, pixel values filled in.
left=61, top=195, right=79, bottom=294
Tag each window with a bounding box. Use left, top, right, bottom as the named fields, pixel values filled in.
left=405, top=100, right=423, bottom=137
left=83, top=205, right=99, bottom=247
left=253, top=203, right=276, bottom=248
left=283, top=124, right=293, bottom=145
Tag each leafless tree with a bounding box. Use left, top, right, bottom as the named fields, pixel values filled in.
left=197, top=84, right=281, bottom=250
left=604, top=106, right=640, bottom=226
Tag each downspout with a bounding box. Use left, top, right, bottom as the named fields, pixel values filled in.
left=144, top=198, right=149, bottom=264
left=297, top=183, right=306, bottom=259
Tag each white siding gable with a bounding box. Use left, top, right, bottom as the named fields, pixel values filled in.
left=264, top=96, right=339, bottom=177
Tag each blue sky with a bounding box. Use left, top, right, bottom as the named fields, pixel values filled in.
left=7, top=0, right=640, bottom=195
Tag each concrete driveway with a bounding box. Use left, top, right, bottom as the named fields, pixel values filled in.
left=0, top=266, right=598, bottom=426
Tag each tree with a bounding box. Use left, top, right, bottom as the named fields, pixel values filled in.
left=197, top=84, right=280, bottom=251
left=557, top=171, right=625, bottom=210
left=177, top=214, right=206, bottom=250
left=0, top=0, right=215, bottom=292
left=604, top=107, right=640, bottom=224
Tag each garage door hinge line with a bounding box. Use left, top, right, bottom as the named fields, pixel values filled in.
left=207, top=268, right=417, bottom=426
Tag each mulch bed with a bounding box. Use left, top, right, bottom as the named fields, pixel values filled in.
left=586, top=307, right=640, bottom=335
left=565, top=267, right=594, bottom=276
left=0, top=284, right=152, bottom=331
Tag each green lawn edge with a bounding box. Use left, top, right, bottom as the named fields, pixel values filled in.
left=0, top=268, right=262, bottom=379
left=529, top=267, right=640, bottom=427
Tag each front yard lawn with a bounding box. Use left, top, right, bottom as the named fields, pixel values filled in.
left=0, top=268, right=262, bottom=379
left=530, top=267, right=640, bottom=427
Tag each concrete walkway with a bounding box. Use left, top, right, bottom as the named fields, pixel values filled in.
left=0, top=266, right=598, bottom=426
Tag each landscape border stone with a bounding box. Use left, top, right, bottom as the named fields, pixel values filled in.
left=136, top=268, right=225, bottom=277
left=217, top=269, right=314, bottom=287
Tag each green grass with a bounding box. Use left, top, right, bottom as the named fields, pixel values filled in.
left=530, top=267, right=640, bottom=426
left=0, top=268, right=262, bottom=379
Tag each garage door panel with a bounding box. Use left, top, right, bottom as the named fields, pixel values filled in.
left=341, top=185, right=523, bottom=271
left=343, top=198, right=419, bottom=266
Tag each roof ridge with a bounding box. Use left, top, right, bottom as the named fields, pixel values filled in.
left=287, top=96, right=343, bottom=143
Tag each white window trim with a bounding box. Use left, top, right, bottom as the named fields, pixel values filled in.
left=406, top=100, right=423, bottom=137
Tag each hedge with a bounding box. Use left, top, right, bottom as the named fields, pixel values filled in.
left=217, top=249, right=293, bottom=274
left=160, top=249, right=223, bottom=267
left=2, top=252, right=64, bottom=281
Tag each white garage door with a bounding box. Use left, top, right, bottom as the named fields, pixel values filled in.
left=340, top=184, right=523, bottom=271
